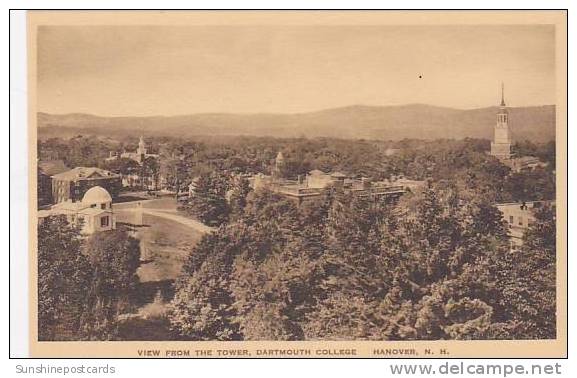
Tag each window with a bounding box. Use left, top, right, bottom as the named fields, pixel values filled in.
left=91, top=204, right=96, bottom=208
left=509, top=216, right=514, bottom=224
left=101, top=203, right=106, bottom=210
left=100, top=216, right=109, bottom=227
left=518, top=217, right=523, bottom=226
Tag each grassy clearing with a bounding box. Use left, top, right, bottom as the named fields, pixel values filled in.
left=136, top=213, right=203, bottom=283
left=116, top=212, right=204, bottom=340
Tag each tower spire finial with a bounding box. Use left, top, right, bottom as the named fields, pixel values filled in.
left=500, top=82, right=506, bottom=106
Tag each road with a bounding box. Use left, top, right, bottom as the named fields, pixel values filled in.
left=139, top=209, right=214, bottom=234
left=114, top=198, right=215, bottom=234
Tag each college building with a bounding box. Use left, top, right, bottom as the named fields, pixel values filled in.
left=496, top=200, right=555, bottom=249
left=51, top=167, right=122, bottom=203
left=489, top=84, right=548, bottom=173
left=38, top=186, right=117, bottom=235
left=248, top=152, right=424, bottom=204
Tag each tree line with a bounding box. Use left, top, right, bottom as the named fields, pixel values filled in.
left=39, top=136, right=555, bottom=203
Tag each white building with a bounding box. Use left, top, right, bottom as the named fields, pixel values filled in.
left=488, top=84, right=548, bottom=172
left=496, top=200, right=555, bottom=249
left=38, top=186, right=116, bottom=235
left=107, top=136, right=159, bottom=164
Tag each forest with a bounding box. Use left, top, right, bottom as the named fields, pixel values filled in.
left=37, top=135, right=557, bottom=340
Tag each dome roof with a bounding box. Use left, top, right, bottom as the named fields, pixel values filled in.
left=82, top=186, right=112, bottom=204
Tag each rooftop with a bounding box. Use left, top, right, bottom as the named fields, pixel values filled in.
left=82, top=186, right=112, bottom=204
left=495, top=200, right=556, bottom=209
left=38, top=160, right=69, bottom=176
left=52, top=167, right=120, bottom=181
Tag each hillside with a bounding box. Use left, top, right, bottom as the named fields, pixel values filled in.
left=37, top=104, right=556, bottom=142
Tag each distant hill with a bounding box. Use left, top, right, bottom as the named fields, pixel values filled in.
left=37, top=104, right=556, bottom=142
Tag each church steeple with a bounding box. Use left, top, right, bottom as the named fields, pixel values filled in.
left=500, top=82, right=506, bottom=107
left=273, top=151, right=285, bottom=178
left=137, top=135, right=147, bottom=156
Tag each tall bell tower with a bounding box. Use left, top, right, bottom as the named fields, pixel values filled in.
left=490, top=83, right=512, bottom=160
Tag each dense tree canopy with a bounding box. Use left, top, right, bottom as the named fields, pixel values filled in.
left=38, top=220, right=141, bottom=341
left=82, top=229, right=141, bottom=339
left=179, top=172, right=231, bottom=226
left=169, top=182, right=556, bottom=340
left=38, top=217, right=92, bottom=341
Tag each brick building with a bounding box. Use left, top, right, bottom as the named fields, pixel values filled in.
left=37, top=160, right=69, bottom=207
left=51, top=167, right=121, bottom=203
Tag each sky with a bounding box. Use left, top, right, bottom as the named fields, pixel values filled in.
left=37, top=25, right=556, bottom=116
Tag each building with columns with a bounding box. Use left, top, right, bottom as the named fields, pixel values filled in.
left=106, top=136, right=159, bottom=164
left=119, top=136, right=159, bottom=163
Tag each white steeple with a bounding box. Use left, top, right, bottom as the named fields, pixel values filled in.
left=491, top=83, right=512, bottom=160
left=137, top=135, right=147, bottom=155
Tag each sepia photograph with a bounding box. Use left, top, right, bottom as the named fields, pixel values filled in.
left=26, top=10, right=567, bottom=358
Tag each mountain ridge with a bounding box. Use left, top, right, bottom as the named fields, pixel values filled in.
left=37, top=104, right=556, bottom=142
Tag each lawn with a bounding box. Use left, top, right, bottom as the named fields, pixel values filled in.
left=141, top=197, right=179, bottom=211
left=115, top=212, right=205, bottom=339
left=136, top=213, right=204, bottom=283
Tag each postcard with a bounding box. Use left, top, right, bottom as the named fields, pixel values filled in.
left=27, top=10, right=567, bottom=358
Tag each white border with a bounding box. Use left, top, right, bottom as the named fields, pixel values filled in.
left=9, top=10, right=29, bottom=359
left=5, top=2, right=575, bottom=377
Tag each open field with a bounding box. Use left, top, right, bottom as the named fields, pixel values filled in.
left=136, top=213, right=204, bottom=283
left=115, top=213, right=204, bottom=340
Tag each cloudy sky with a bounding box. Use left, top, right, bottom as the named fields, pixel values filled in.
left=37, top=24, right=555, bottom=116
